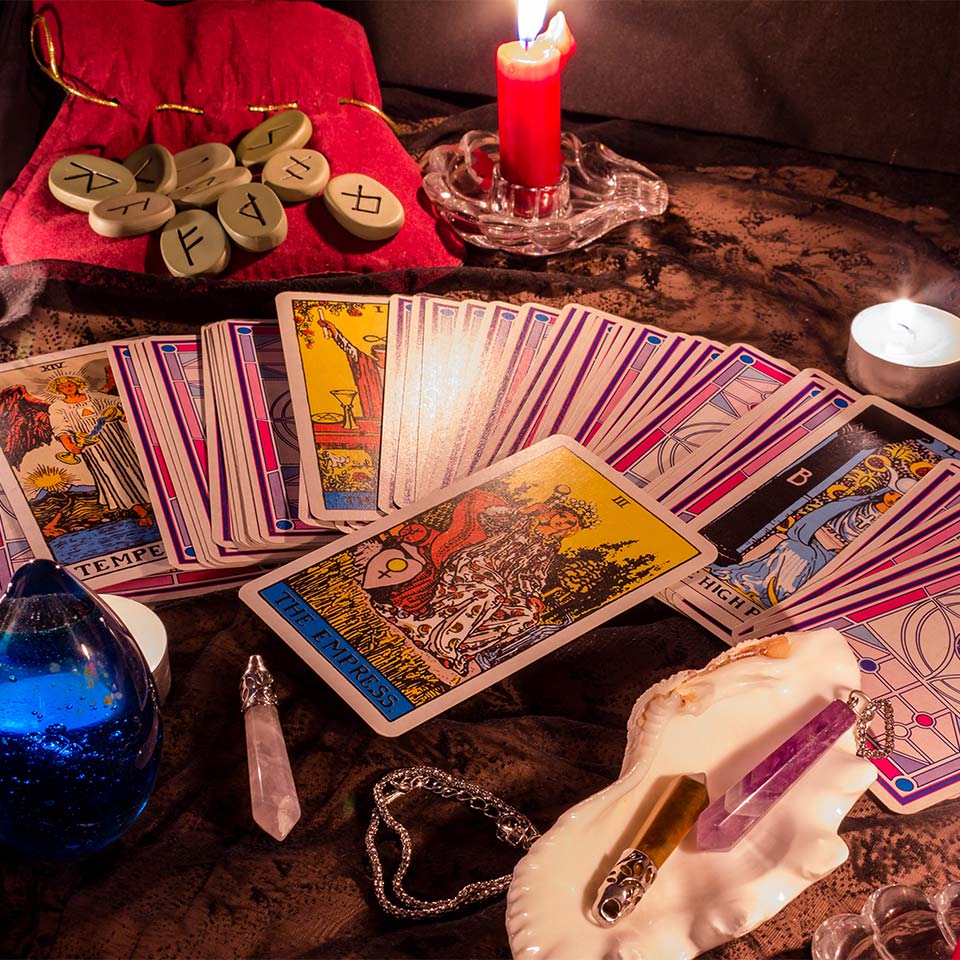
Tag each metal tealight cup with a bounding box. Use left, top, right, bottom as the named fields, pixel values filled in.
left=846, top=301, right=960, bottom=408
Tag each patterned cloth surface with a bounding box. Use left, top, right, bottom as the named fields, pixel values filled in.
left=1, top=96, right=959, bottom=959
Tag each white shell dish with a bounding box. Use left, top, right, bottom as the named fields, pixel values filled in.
left=506, top=628, right=876, bottom=960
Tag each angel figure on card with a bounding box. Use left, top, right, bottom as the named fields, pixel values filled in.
left=0, top=368, right=153, bottom=542
left=46, top=375, right=153, bottom=526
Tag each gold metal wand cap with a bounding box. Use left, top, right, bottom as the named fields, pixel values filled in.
left=592, top=772, right=709, bottom=926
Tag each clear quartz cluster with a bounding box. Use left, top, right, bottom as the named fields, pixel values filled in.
left=242, top=655, right=301, bottom=841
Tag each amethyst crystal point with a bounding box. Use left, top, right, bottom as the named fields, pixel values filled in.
left=0, top=559, right=162, bottom=859
left=697, top=698, right=855, bottom=852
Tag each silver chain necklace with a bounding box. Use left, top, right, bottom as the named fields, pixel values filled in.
left=366, top=695, right=894, bottom=920
left=848, top=690, right=896, bottom=759
left=365, top=766, right=541, bottom=919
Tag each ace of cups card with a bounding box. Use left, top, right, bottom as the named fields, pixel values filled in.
left=275, top=292, right=389, bottom=524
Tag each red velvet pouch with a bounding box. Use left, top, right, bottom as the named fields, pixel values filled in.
left=0, top=0, right=462, bottom=279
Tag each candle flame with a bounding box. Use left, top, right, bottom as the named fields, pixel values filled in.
left=517, top=0, right=548, bottom=44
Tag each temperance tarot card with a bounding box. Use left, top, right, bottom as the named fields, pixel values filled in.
left=0, top=344, right=169, bottom=589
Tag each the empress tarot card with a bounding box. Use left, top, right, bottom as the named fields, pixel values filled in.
left=240, top=436, right=716, bottom=735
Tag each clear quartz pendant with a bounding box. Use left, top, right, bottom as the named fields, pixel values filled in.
left=241, top=656, right=300, bottom=841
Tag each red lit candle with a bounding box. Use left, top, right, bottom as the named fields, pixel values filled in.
left=496, top=5, right=575, bottom=188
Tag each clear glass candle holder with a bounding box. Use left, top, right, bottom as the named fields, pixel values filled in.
left=812, top=882, right=960, bottom=960
left=422, top=129, right=669, bottom=256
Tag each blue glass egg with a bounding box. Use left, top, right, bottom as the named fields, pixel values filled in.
left=0, top=559, right=162, bottom=859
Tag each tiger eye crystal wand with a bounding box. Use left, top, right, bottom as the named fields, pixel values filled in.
left=241, top=655, right=301, bottom=841
left=593, top=773, right=709, bottom=925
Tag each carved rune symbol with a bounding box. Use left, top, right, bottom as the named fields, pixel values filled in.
left=178, top=156, right=209, bottom=178
left=238, top=192, right=267, bottom=226
left=107, top=198, right=151, bottom=215
left=281, top=156, right=310, bottom=181
left=342, top=184, right=382, bottom=215
left=177, top=225, right=204, bottom=267
left=250, top=122, right=290, bottom=151
left=63, top=161, right=120, bottom=193
left=130, top=157, right=156, bottom=186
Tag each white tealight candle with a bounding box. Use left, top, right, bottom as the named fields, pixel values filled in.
left=101, top=593, right=171, bottom=703
left=846, top=300, right=960, bottom=408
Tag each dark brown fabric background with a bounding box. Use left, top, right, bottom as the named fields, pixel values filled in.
left=1, top=93, right=960, bottom=958
left=5, top=1, right=960, bottom=190
left=331, top=0, right=960, bottom=176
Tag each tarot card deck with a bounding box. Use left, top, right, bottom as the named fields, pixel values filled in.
left=0, top=292, right=957, bottom=789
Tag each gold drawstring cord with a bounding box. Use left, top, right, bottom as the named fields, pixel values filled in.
left=30, top=13, right=119, bottom=108
left=150, top=103, right=300, bottom=115
left=248, top=102, right=298, bottom=112
left=155, top=103, right=205, bottom=115
left=31, top=13, right=393, bottom=130
left=338, top=98, right=400, bottom=137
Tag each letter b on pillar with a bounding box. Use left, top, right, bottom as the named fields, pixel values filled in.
left=787, top=468, right=813, bottom=486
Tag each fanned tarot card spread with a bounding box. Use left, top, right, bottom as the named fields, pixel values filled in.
left=275, top=292, right=389, bottom=523
left=605, top=344, right=797, bottom=488
left=218, top=320, right=336, bottom=542
left=0, top=344, right=170, bottom=589
left=663, top=398, right=960, bottom=641
left=241, top=437, right=716, bottom=736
